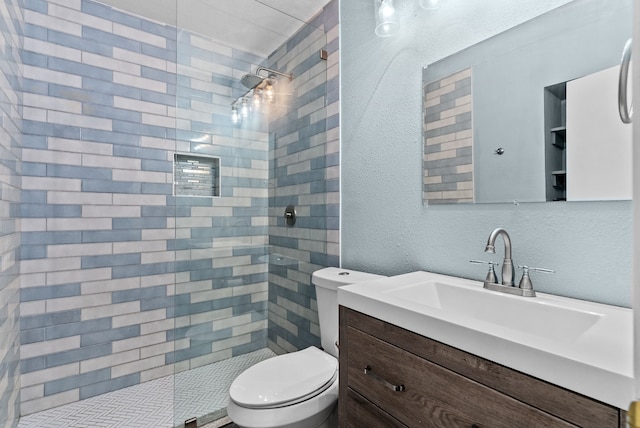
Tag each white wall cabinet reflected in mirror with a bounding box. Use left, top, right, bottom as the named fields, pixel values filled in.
left=566, top=66, right=632, bottom=201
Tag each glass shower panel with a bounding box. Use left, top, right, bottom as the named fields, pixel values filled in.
left=173, top=1, right=332, bottom=425
left=173, top=5, right=270, bottom=426
left=18, top=0, right=180, bottom=424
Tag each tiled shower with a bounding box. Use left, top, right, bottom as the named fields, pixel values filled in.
left=0, top=0, right=339, bottom=426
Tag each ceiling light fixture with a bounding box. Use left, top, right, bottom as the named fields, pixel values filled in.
left=231, top=106, right=240, bottom=125
left=374, top=0, right=399, bottom=37
left=263, top=77, right=276, bottom=104
left=240, top=97, right=249, bottom=119
left=253, top=88, right=262, bottom=108
left=231, top=67, right=292, bottom=124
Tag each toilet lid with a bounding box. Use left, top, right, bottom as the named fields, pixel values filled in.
left=229, top=346, right=337, bottom=408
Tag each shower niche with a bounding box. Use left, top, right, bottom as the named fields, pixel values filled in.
left=174, top=153, right=221, bottom=197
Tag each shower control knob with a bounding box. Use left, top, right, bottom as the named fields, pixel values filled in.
left=284, top=205, right=296, bottom=226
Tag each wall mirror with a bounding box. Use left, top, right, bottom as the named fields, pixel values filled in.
left=422, top=0, right=632, bottom=205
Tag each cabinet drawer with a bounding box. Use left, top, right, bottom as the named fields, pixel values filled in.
left=346, top=326, right=576, bottom=428
left=344, top=388, right=408, bottom=428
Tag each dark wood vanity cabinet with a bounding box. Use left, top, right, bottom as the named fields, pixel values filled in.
left=338, top=306, right=626, bottom=428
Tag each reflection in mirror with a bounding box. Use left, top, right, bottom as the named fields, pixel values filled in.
left=422, top=0, right=632, bottom=205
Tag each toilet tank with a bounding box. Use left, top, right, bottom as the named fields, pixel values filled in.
left=312, top=267, right=385, bottom=358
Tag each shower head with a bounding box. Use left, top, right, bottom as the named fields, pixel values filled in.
left=240, top=74, right=265, bottom=90
left=240, top=67, right=293, bottom=90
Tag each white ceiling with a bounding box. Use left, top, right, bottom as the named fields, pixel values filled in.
left=98, top=0, right=331, bottom=57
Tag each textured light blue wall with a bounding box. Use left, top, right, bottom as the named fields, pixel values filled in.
left=340, top=0, right=632, bottom=307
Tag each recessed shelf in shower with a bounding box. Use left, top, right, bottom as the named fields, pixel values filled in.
left=174, top=153, right=221, bottom=197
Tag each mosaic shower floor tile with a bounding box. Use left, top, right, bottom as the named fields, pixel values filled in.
left=17, top=349, right=275, bottom=428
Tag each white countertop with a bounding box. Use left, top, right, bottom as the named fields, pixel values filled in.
left=338, top=271, right=634, bottom=409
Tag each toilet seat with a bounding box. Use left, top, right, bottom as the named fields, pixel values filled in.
left=229, top=346, right=337, bottom=409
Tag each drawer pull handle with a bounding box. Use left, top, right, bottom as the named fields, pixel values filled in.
left=364, top=366, right=405, bottom=392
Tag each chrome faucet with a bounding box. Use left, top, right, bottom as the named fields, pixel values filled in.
left=472, top=228, right=553, bottom=297
left=484, top=227, right=515, bottom=286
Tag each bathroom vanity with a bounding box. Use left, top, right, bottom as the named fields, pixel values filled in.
left=336, top=271, right=632, bottom=427
left=339, top=307, right=624, bottom=427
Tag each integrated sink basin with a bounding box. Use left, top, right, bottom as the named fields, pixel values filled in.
left=383, top=279, right=602, bottom=342
left=337, top=270, right=633, bottom=409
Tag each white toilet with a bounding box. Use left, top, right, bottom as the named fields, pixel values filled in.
left=227, top=267, right=384, bottom=428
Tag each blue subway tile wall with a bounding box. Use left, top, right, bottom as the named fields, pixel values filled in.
left=0, top=0, right=23, bottom=426
left=267, top=0, right=340, bottom=355
left=19, top=0, right=271, bottom=415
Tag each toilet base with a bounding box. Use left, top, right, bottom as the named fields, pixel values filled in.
left=229, top=402, right=336, bottom=428
left=227, top=380, right=338, bottom=428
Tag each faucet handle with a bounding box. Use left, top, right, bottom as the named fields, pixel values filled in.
left=518, top=265, right=555, bottom=274
left=517, top=265, right=555, bottom=291
left=470, top=260, right=499, bottom=284
left=470, top=260, right=500, bottom=266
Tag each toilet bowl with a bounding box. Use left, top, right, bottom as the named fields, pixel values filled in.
left=227, top=267, right=385, bottom=428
